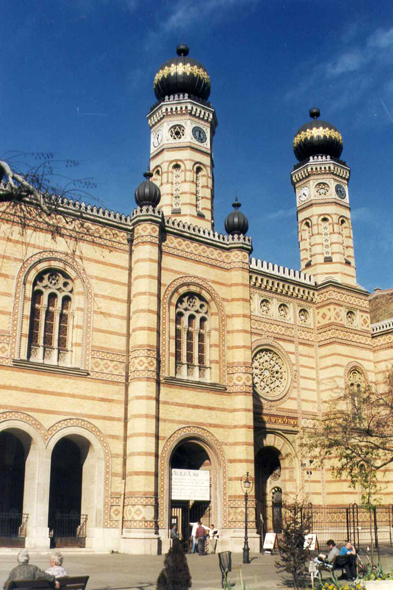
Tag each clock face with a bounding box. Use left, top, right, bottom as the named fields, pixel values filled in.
left=152, top=130, right=163, bottom=148
left=192, top=126, right=207, bottom=143
left=298, top=186, right=309, bottom=203
left=335, top=184, right=346, bottom=199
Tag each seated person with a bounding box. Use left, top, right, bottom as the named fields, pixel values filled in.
left=3, top=550, right=60, bottom=590
left=45, top=552, right=68, bottom=578
left=337, top=540, right=357, bottom=581
left=315, top=539, right=340, bottom=567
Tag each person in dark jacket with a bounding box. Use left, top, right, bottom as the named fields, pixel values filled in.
left=3, top=550, right=59, bottom=590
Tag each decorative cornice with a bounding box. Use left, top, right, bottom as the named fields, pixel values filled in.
left=250, top=258, right=315, bottom=285
left=291, top=155, right=350, bottom=184
left=147, top=95, right=217, bottom=129
left=371, top=318, right=393, bottom=336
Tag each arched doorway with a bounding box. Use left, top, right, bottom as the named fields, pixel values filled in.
left=255, top=446, right=283, bottom=542
left=0, top=430, right=31, bottom=547
left=170, top=441, right=212, bottom=551
left=49, top=435, right=95, bottom=547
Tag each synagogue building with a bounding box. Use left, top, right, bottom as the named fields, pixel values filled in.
left=0, top=44, right=392, bottom=554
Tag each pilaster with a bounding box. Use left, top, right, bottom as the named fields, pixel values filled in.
left=121, top=208, right=163, bottom=554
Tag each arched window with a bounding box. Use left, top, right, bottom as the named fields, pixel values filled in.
left=153, top=168, right=161, bottom=187
left=28, top=270, right=74, bottom=366
left=302, top=220, right=312, bottom=265
left=340, top=218, right=349, bottom=261
left=172, top=164, right=182, bottom=211
left=195, top=166, right=203, bottom=213
left=175, top=294, right=210, bottom=381
left=321, top=217, right=332, bottom=259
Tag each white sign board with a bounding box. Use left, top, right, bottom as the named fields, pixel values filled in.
left=304, top=534, right=317, bottom=550
left=171, top=469, right=210, bottom=501
left=263, top=532, right=276, bottom=550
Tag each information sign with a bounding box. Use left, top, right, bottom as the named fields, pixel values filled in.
left=171, top=469, right=210, bottom=501
left=263, top=532, right=276, bottom=552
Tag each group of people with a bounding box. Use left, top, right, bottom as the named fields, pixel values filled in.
left=170, top=520, right=219, bottom=555
left=316, top=539, right=358, bottom=581
left=3, top=550, right=68, bottom=589
left=190, top=521, right=219, bottom=555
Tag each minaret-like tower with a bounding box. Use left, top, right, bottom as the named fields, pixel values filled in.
left=291, top=107, right=357, bottom=286
left=147, top=43, right=217, bottom=229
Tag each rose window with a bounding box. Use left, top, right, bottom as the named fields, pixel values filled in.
left=260, top=299, right=271, bottom=315
left=252, top=348, right=289, bottom=400
left=315, top=182, right=330, bottom=197
left=278, top=304, right=289, bottom=319
left=346, top=311, right=356, bottom=325
left=299, top=308, right=309, bottom=323
left=169, top=125, right=185, bottom=140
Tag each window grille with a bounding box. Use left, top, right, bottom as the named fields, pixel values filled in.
left=175, top=294, right=210, bottom=381
left=28, top=270, right=74, bottom=366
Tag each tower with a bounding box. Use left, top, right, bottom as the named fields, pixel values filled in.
left=291, top=107, right=357, bottom=286
left=147, top=44, right=217, bottom=230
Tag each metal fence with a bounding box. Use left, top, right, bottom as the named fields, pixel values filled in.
left=0, top=512, right=28, bottom=539
left=309, top=504, right=393, bottom=548
left=49, top=513, right=87, bottom=547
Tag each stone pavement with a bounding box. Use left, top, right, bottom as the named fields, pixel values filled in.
left=1, top=550, right=393, bottom=590
left=0, top=551, right=288, bottom=590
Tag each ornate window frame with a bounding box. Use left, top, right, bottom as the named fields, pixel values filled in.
left=344, top=362, right=368, bottom=394
left=11, top=251, right=93, bottom=373
left=252, top=339, right=294, bottom=406
left=171, top=163, right=182, bottom=212
left=161, top=277, right=226, bottom=386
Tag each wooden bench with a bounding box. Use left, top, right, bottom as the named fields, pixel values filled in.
left=7, top=576, right=89, bottom=590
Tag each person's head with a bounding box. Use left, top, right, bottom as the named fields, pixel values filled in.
left=17, top=550, right=29, bottom=564
left=326, top=540, right=335, bottom=549
left=210, top=523, right=214, bottom=528
left=198, top=520, right=201, bottom=525
left=346, top=541, right=353, bottom=549
left=49, top=552, right=64, bottom=567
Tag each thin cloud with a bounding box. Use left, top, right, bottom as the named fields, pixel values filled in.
left=286, top=25, right=393, bottom=126
left=145, top=0, right=260, bottom=48
left=266, top=207, right=295, bottom=220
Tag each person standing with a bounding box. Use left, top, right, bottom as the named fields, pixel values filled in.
left=189, top=521, right=199, bottom=553
left=209, top=524, right=219, bottom=554
left=195, top=521, right=206, bottom=556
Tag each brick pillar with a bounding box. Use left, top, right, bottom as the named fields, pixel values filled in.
left=225, top=240, right=259, bottom=553
left=121, top=209, right=163, bottom=554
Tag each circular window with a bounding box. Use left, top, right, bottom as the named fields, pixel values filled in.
left=252, top=348, right=289, bottom=401
left=169, top=125, right=185, bottom=140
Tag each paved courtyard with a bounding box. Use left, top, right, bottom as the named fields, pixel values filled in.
left=0, top=551, right=289, bottom=590
left=1, top=550, right=393, bottom=590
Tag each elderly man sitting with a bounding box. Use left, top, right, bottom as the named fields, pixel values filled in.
left=3, top=550, right=60, bottom=590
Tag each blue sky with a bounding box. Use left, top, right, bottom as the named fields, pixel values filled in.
left=1, top=0, right=393, bottom=292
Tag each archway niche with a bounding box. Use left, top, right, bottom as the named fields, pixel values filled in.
left=170, top=440, right=214, bottom=552
left=0, top=428, right=38, bottom=546
left=48, top=434, right=100, bottom=548
left=255, top=446, right=283, bottom=539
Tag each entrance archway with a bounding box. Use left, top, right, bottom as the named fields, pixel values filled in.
left=49, top=434, right=98, bottom=547
left=255, top=446, right=283, bottom=539
left=170, top=440, right=213, bottom=551
left=0, top=429, right=34, bottom=547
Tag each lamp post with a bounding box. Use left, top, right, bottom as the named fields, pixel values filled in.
left=241, top=472, right=254, bottom=564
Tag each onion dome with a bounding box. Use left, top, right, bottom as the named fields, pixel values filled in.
left=225, top=197, right=249, bottom=236
left=153, top=43, right=211, bottom=101
left=293, top=107, right=343, bottom=161
left=135, top=168, right=161, bottom=208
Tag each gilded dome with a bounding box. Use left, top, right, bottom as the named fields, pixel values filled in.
left=153, top=44, right=211, bottom=102
left=293, top=107, right=343, bottom=162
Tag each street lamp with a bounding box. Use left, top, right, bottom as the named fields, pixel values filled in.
left=240, top=472, right=254, bottom=564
